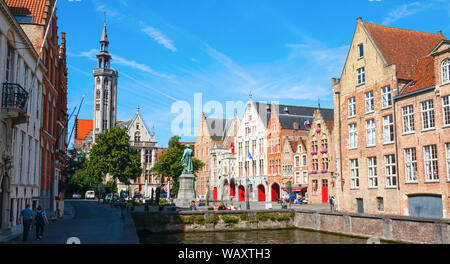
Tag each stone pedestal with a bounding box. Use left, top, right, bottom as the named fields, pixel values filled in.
left=175, top=174, right=196, bottom=208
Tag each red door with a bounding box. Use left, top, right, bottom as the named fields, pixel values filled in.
left=271, top=183, right=280, bottom=202
left=238, top=186, right=245, bottom=202
left=258, top=185, right=266, bottom=202
left=230, top=182, right=236, bottom=197
left=322, top=179, right=328, bottom=203
left=213, top=187, right=217, bottom=201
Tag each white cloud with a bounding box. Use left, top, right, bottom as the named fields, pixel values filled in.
left=68, top=49, right=173, bottom=80
left=141, top=24, right=178, bottom=52
left=203, top=44, right=256, bottom=84
left=382, top=2, right=432, bottom=25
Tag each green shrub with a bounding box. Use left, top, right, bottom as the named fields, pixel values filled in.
left=221, top=215, right=239, bottom=224
left=205, top=214, right=220, bottom=224
left=256, top=212, right=291, bottom=222
left=239, top=214, right=249, bottom=221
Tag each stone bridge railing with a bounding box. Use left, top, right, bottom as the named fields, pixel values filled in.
left=131, top=209, right=450, bottom=244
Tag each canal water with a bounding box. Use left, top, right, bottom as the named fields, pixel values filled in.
left=140, top=229, right=377, bottom=244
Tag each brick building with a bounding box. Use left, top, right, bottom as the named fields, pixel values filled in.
left=333, top=17, right=446, bottom=216
left=194, top=113, right=234, bottom=199
left=266, top=104, right=331, bottom=201
left=281, top=137, right=308, bottom=199
left=394, top=39, right=450, bottom=218
left=306, top=109, right=335, bottom=204
left=5, top=0, right=68, bottom=216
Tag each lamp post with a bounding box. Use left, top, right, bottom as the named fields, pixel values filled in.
left=206, top=179, right=209, bottom=208
left=246, top=177, right=250, bottom=210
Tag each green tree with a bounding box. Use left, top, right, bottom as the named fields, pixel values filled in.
left=85, top=127, right=142, bottom=186
left=152, top=135, right=204, bottom=197
left=104, top=180, right=118, bottom=194
left=65, top=148, right=88, bottom=195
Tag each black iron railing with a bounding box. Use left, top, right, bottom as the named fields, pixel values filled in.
left=2, top=83, right=28, bottom=112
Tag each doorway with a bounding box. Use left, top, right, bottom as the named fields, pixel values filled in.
left=357, top=198, right=364, bottom=214
left=213, top=187, right=217, bottom=201
left=408, top=195, right=443, bottom=218
left=238, top=186, right=245, bottom=202
left=322, top=179, right=328, bottom=203
left=271, top=183, right=280, bottom=202
left=257, top=185, right=265, bottom=202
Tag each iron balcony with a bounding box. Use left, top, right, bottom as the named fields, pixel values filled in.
left=2, top=82, right=29, bottom=112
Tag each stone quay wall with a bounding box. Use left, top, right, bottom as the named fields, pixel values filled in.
left=131, top=209, right=450, bottom=244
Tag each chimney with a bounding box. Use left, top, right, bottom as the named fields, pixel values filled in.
left=437, top=30, right=443, bottom=36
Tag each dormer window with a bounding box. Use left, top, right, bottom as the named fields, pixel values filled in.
left=358, top=44, right=364, bottom=58
left=442, top=59, right=450, bottom=84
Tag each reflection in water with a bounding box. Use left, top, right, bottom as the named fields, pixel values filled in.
left=140, top=229, right=371, bottom=244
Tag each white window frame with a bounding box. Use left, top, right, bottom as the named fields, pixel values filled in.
left=365, top=91, right=374, bottom=113
left=295, top=155, right=300, bottom=167
left=350, top=159, right=359, bottom=189
left=383, top=115, right=394, bottom=144
left=358, top=43, right=364, bottom=58
left=404, top=148, right=418, bottom=183
left=303, top=171, right=308, bottom=184
left=357, top=67, right=365, bottom=85
left=446, top=143, right=450, bottom=181
left=295, top=171, right=301, bottom=184
left=349, top=123, right=357, bottom=149
left=385, top=155, right=397, bottom=188
left=424, top=145, right=439, bottom=182
left=443, top=95, right=450, bottom=126
left=421, top=100, right=435, bottom=130
left=381, top=86, right=392, bottom=108
left=402, top=105, right=414, bottom=133
left=368, top=157, right=378, bottom=188
left=348, top=97, right=356, bottom=117
left=442, top=59, right=450, bottom=84
left=302, top=154, right=308, bottom=167
left=366, top=119, right=376, bottom=147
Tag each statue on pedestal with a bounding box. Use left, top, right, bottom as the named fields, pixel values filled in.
left=181, top=145, right=194, bottom=174
left=176, top=145, right=196, bottom=208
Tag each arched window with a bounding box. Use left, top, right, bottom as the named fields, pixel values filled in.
left=96, top=89, right=100, bottom=99
left=134, top=132, right=141, bottom=142
left=442, top=59, right=450, bottom=84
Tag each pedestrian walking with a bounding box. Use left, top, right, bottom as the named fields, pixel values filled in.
left=329, top=196, right=335, bottom=212
left=18, top=204, right=34, bottom=242
left=35, top=206, right=49, bottom=240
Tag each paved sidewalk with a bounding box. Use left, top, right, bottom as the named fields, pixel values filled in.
left=8, top=200, right=138, bottom=244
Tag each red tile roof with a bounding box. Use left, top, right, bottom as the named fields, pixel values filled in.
left=362, top=22, right=445, bottom=80
left=399, top=55, right=435, bottom=96
left=74, top=119, right=125, bottom=141
left=4, top=0, right=48, bottom=24
left=74, top=118, right=93, bottom=141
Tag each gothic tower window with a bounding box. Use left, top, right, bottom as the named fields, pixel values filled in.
left=135, top=132, right=141, bottom=142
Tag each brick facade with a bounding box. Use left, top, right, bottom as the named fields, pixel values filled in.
left=333, top=17, right=448, bottom=217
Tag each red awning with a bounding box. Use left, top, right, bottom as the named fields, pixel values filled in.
left=282, top=187, right=307, bottom=192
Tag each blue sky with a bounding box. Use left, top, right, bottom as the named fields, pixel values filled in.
left=60, top=0, right=450, bottom=147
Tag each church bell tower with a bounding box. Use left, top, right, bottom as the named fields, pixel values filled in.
left=93, top=20, right=118, bottom=142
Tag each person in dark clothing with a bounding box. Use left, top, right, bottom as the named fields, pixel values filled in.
left=35, top=206, right=49, bottom=240
left=18, top=204, right=34, bottom=242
